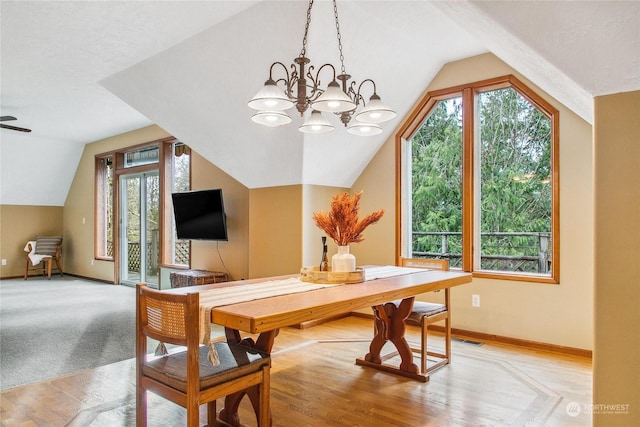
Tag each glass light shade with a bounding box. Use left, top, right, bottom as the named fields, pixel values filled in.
left=248, top=79, right=294, bottom=111
left=251, top=110, right=292, bottom=127
left=346, top=122, right=382, bottom=136
left=355, top=94, right=397, bottom=123
left=312, top=81, right=356, bottom=113
left=299, top=110, right=334, bottom=133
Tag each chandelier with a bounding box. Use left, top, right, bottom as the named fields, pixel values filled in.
left=248, top=0, right=396, bottom=136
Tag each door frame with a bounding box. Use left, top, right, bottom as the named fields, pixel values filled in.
left=113, top=160, right=159, bottom=287
left=118, top=170, right=160, bottom=286
left=107, top=139, right=177, bottom=286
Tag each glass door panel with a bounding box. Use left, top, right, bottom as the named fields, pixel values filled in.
left=120, top=171, right=159, bottom=287
left=145, top=173, right=160, bottom=284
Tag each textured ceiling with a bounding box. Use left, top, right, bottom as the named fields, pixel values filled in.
left=1, top=0, right=639, bottom=206
left=101, top=0, right=485, bottom=189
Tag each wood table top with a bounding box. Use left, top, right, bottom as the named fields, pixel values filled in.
left=167, top=268, right=472, bottom=334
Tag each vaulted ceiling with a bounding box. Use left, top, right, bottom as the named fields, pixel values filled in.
left=1, top=1, right=638, bottom=206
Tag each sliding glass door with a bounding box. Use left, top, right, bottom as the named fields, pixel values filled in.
left=119, top=171, right=160, bottom=287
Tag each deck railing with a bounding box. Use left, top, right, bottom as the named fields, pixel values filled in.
left=121, top=232, right=550, bottom=274
left=125, top=240, right=190, bottom=272
left=107, top=239, right=190, bottom=271
left=412, top=231, right=551, bottom=273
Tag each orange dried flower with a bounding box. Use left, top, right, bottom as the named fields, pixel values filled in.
left=312, top=191, right=384, bottom=246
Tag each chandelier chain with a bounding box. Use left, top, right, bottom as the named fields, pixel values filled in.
left=249, top=0, right=396, bottom=134
left=300, top=0, right=314, bottom=58
left=333, top=0, right=346, bottom=75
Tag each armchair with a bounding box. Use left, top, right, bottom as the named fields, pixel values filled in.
left=24, top=236, right=63, bottom=280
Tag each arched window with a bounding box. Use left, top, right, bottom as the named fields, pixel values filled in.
left=397, top=75, right=559, bottom=283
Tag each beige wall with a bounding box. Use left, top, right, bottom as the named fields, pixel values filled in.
left=302, top=184, right=350, bottom=268
left=593, top=90, right=640, bottom=426
left=189, top=152, right=250, bottom=281
left=57, top=124, right=344, bottom=283
left=244, top=184, right=352, bottom=278
left=206, top=183, right=352, bottom=279
left=248, top=185, right=303, bottom=278
left=64, top=125, right=172, bottom=281
left=350, top=134, right=398, bottom=267
left=353, top=53, right=595, bottom=351
left=63, top=125, right=254, bottom=283
left=0, top=205, right=63, bottom=278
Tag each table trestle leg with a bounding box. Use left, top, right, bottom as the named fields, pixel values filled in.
left=355, top=297, right=429, bottom=382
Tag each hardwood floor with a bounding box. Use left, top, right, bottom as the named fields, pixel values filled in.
left=0, top=317, right=592, bottom=426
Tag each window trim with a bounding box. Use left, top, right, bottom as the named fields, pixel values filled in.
left=94, top=154, right=114, bottom=261
left=395, top=75, right=560, bottom=284
left=94, top=137, right=191, bottom=272
left=161, top=140, right=192, bottom=269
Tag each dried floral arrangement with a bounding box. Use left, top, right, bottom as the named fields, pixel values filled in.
left=312, top=191, right=384, bottom=246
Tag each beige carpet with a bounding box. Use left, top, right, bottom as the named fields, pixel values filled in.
left=0, top=277, right=136, bottom=390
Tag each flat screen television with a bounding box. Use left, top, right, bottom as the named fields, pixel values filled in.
left=171, top=189, right=228, bottom=241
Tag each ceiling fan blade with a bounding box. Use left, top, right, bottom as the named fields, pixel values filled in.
left=0, top=123, right=31, bottom=133
left=0, top=116, right=17, bottom=122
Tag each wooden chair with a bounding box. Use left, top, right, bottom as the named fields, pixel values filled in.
left=382, top=258, right=451, bottom=375
left=136, top=284, right=271, bottom=427
left=24, top=236, right=63, bottom=279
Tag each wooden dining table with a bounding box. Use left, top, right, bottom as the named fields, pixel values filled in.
left=166, top=266, right=472, bottom=425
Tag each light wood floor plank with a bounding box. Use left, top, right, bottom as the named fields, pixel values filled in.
left=0, top=317, right=592, bottom=426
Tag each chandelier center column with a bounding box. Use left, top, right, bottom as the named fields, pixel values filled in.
left=295, top=57, right=310, bottom=115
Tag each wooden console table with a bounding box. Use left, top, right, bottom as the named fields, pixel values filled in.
left=169, top=269, right=227, bottom=288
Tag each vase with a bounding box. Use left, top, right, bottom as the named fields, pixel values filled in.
left=331, top=245, right=356, bottom=272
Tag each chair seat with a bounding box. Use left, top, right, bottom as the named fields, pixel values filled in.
left=390, top=300, right=446, bottom=322
left=406, top=301, right=446, bottom=325
left=143, top=342, right=270, bottom=393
